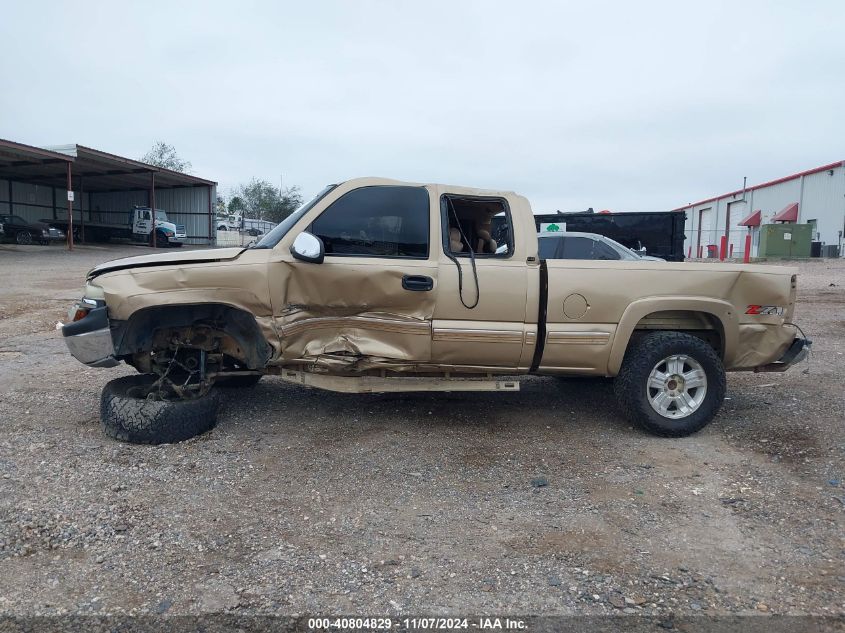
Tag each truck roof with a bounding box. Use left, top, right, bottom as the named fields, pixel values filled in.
left=339, top=176, right=520, bottom=199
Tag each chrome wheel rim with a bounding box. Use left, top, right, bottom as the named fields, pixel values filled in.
left=647, top=354, right=707, bottom=419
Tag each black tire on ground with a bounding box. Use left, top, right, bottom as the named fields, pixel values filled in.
left=16, top=230, right=32, bottom=245
left=614, top=331, right=726, bottom=437
left=155, top=231, right=168, bottom=248
left=214, top=373, right=262, bottom=388
left=100, top=374, right=220, bottom=444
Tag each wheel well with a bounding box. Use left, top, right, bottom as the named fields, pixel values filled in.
left=631, top=310, right=724, bottom=358
left=113, top=303, right=272, bottom=369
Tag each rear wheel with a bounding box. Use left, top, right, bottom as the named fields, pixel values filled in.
left=16, top=230, right=32, bottom=245
left=614, top=331, right=726, bottom=437
left=101, top=374, right=220, bottom=444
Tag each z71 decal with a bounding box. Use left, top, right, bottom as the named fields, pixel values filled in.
left=746, top=304, right=785, bottom=316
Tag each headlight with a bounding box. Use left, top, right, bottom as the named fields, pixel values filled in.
left=163, top=229, right=175, bottom=237
left=42, top=229, right=50, bottom=236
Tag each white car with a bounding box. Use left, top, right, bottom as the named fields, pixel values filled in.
left=537, top=231, right=666, bottom=261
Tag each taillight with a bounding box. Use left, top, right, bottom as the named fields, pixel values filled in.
left=72, top=307, right=90, bottom=322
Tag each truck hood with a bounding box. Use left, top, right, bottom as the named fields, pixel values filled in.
left=87, top=247, right=246, bottom=280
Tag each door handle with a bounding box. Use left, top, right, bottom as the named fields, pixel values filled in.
left=402, top=274, right=434, bottom=291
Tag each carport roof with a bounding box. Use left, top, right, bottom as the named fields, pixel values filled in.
left=0, top=138, right=216, bottom=192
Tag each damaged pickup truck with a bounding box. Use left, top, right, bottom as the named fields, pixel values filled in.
left=60, top=178, right=810, bottom=443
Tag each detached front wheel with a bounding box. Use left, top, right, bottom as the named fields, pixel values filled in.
left=614, top=331, right=726, bottom=437
left=101, top=374, right=220, bottom=444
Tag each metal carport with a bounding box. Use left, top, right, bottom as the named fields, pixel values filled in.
left=0, top=138, right=217, bottom=249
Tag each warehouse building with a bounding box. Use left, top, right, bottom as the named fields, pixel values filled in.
left=0, top=138, right=217, bottom=246
left=676, top=161, right=844, bottom=259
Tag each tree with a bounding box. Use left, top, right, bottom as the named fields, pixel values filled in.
left=231, top=178, right=302, bottom=223
left=215, top=195, right=227, bottom=216
left=140, top=141, right=192, bottom=173
left=268, top=186, right=303, bottom=224
left=228, top=196, right=246, bottom=216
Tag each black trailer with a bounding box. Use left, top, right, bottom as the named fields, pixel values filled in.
left=532, top=211, right=688, bottom=262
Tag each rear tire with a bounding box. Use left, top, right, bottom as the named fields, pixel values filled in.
left=614, top=331, right=726, bottom=437
left=100, top=374, right=220, bottom=444
left=16, top=230, right=32, bottom=245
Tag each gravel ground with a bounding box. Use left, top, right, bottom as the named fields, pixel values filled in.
left=0, top=243, right=843, bottom=620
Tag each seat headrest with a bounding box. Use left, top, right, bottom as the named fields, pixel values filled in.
left=449, top=227, right=464, bottom=253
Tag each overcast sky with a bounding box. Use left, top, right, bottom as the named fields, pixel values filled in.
left=2, top=1, right=843, bottom=212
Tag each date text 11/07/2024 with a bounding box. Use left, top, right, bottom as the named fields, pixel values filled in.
left=307, top=617, right=527, bottom=630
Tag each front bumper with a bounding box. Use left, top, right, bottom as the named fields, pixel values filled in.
left=754, top=335, right=812, bottom=373
left=60, top=305, right=119, bottom=367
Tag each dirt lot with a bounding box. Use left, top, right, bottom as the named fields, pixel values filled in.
left=0, top=243, right=843, bottom=620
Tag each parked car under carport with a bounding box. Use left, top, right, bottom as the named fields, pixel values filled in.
left=0, top=214, right=64, bottom=245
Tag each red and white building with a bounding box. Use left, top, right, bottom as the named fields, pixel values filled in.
left=676, top=161, right=845, bottom=258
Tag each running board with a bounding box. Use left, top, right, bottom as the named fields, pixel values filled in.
left=278, top=370, right=520, bottom=394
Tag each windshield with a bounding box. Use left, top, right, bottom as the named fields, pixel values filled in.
left=252, top=184, right=337, bottom=249
left=601, top=237, right=641, bottom=260
left=155, top=210, right=168, bottom=221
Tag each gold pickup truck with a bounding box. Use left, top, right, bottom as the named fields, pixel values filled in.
left=60, top=178, right=810, bottom=443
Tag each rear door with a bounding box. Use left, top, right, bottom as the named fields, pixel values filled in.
left=271, top=184, right=438, bottom=367
left=431, top=189, right=538, bottom=369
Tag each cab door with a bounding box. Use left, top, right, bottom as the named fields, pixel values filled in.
left=133, top=209, right=152, bottom=236
left=431, top=189, right=539, bottom=370
left=270, top=184, right=439, bottom=368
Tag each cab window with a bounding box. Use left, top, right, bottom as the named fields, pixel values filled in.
left=310, top=186, right=429, bottom=258
left=441, top=195, right=513, bottom=257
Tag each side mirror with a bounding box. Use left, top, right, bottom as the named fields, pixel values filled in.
left=290, top=231, right=325, bottom=264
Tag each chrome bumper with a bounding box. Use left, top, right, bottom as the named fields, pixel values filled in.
left=63, top=327, right=119, bottom=367
left=60, top=305, right=119, bottom=368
